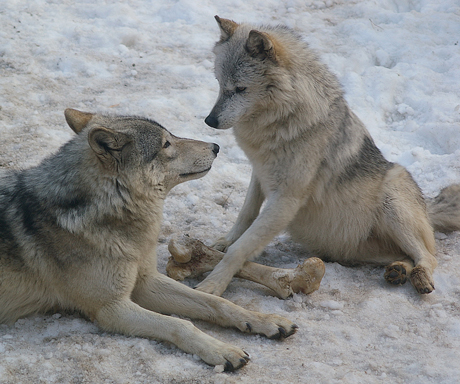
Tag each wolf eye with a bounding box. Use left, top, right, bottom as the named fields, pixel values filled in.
left=235, top=87, right=246, bottom=93
left=163, top=141, right=171, bottom=149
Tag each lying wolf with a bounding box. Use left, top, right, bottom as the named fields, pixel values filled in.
left=194, top=16, right=460, bottom=297
left=0, top=109, right=297, bottom=371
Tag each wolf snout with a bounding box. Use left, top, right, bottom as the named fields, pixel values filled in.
left=212, top=143, right=220, bottom=155
left=205, top=114, right=219, bottom=128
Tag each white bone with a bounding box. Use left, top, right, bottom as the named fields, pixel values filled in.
left=166, top=235, right=325, bottom=299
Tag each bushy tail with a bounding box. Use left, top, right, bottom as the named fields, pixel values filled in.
left=426, top=184, right=460, bottom=232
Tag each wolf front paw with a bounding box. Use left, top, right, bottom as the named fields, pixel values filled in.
left=201, top=341, right=250, bottom=371
left=194, top=263, right=235, bottom=296
left=211, top=237, right=232, bottom=252
left=195, top=275, right=231, bottom=296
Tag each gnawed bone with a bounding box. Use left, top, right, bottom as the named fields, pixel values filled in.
left=166, top=235, right=325, bottom=299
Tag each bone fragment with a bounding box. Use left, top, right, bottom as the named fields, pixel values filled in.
left=166, top=235, right=325, bottom=299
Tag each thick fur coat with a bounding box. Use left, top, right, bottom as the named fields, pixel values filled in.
left=0, top=109, right=297, bottom=370
left=195, top=17, right=460, bottom=297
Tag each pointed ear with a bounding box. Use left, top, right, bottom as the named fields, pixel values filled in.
left=64, top=108, right=94, bottom=134
left=88, top=127, right=132, bottom=166
left=215, top=15, right=238, bottom=41
left=245, top=30, right=276, bottom=61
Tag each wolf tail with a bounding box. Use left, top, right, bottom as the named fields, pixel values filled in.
left=426, top=184, right=460, bottom=232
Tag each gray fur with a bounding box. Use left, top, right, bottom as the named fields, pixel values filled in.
left=195, top=17, right=460, bottom=297
left=0, top=109, right=297, bottom=370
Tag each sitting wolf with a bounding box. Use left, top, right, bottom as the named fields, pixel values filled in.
left=194, top=16, right=460, bottom=297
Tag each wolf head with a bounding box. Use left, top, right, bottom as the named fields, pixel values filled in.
left=65, top=109, right=219, bottom=194
left=205, top=16, right=342, bottom=132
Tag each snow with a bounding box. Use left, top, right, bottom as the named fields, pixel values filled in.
left=1, top=0, right=459, bottom=382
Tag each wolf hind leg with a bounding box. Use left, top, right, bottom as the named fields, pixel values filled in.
left=376, top=220, right=436, bottom=294
left=384, top=258, right=413, bottom=286
left=378, top=167, right=437, bottom=294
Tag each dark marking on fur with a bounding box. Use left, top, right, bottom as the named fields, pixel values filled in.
left=12, top=172, right=87, bottom=234
left=0, top=203, right=23, bottom=268
left=57, top=195, right=88, bottom=212
left=338, top=136, right=392, bottom=184
left=14, top=173, right=44, bottom=235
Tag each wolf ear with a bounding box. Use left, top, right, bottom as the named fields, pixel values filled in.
left=215, top=15, right=238, bottom=41
left=88, top=127, right=132, bottom=166
left=65, top=109, right=94, bottom=134
left=245, top=30, right=276, bottom=62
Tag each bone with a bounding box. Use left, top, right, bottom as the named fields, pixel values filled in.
left=166, top=235, right=325, bottom=299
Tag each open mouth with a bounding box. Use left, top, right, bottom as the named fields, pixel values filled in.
left=179, top=166, right=212, bottom=178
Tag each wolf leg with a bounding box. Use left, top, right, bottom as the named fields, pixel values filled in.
left=213, top=173, right=264, bottom=252
left=166, top=235, right=324, bottom=299
left=383, top=222, right=436, bottom=294
left=196, top=194, right=304, bottom=296
left=131, top=273, right=297, bottom=339
left=395, top=223, right=436, bottom=294
left=95, top=299, right=249, bottom=370
left=380, top=167, right=437, bottom=294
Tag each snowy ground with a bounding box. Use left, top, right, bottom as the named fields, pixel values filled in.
left=1, top=0, right=460, bottom=383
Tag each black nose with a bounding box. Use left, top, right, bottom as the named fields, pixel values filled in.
left=212, top=143, right=220, bottom=155
left=205, top=115, right=219, bottom=128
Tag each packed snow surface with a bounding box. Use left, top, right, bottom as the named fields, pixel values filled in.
left=1, top=0, right=459, bottom=383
